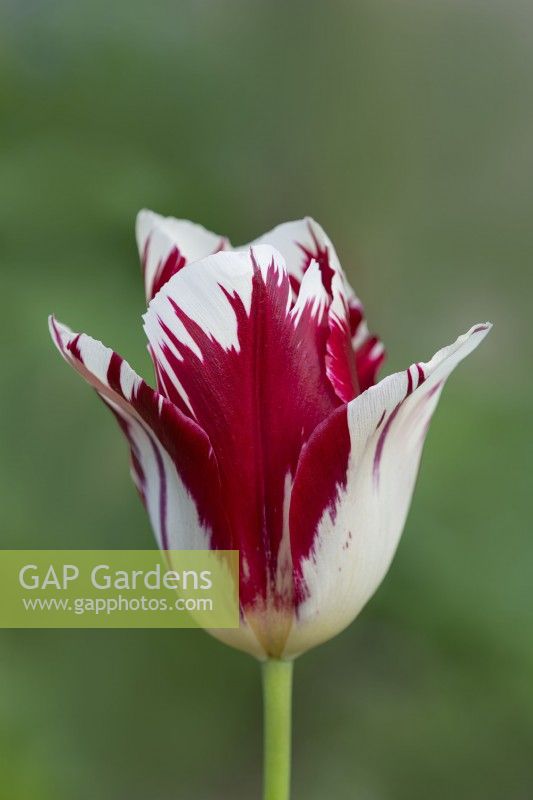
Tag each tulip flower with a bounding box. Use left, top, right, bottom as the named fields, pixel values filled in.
left=49, top=211, right=490, bottom=800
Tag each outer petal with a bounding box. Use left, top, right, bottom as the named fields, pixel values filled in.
left=136, top=209, right=229, bottom=301
left=143, top=246, right=339, bottom=654
left=285, top=322, right=491, bottom=658
left=50, top=316, right=273, bottom=659
left=48, top=316, right=230, bottom=553
left=249, top=217, right=385, bottom=400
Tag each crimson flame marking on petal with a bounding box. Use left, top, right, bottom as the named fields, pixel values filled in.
left=305, top=257, right=362, bottom=403
left=144, top=249, right=340, bottom=609
left=349, top=301, right=364, bottom=345
left=375, top=409, right=386, bottom=431
left=325, top=301, right=360, bottom=402
left=50, top=317, right=230, bottom=555
left=289, top=406, right=351, bottom=605
left=297, top=226, right=385, bottom=399
left=61, top=327, right=172, bottom=548
left=145, top=237, right=228, bottom=302
left=68, top=333, right=82, bottom=360
left=137, top=211, right=231, bottom=302
left=106, top=352, right=170, bottom=549
left=295, top=221, right=335, bottom=295
left=289, top=274, right=301, bottom=297
left=251, top=217, right=386, bottom=399
left=372, top=404, right=402, bottom=488
left=106, top=404, right=146, bottom=502
left=354, top=335, right=386, bottom=392
left=290, top=259, right=329, bottom=327
left=284, top=323, right=491, bottom=657
left=147, top=435, right=169, bottom=549
left=147, top=243, right=187, bottom=301
left=372, top=364, right=426, bottom=488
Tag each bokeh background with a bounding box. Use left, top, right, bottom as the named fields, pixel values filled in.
left=1, top=1, right=531, bottom=798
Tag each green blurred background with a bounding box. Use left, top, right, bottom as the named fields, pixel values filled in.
left=0, top=1, right=531, bottom=798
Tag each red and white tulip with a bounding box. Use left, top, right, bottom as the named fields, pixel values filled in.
left=50, top=211, right=490, bottom=660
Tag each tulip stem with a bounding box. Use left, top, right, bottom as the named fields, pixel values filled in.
left=262, top=658, right=293, bottom=800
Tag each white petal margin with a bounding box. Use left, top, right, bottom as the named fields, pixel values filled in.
left=284, top=322, right=492, bottom=658
left=136, top=209, right=229, bottom=301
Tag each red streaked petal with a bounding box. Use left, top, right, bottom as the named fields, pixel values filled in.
left=285, top=323, right=491, bottom=658
left=143, top=246, right=339, bottom=628
left=49, top=316, right=230, bottom=554
left=249, top=217, right=385, bottom=399
left=325, top=271, right=360, bottom=402
left=247, top=217, right=338, bottom=296
left=349, top=299, right=386, bottom=392
left=289, top=258, right=329, bottom=325
left=136, top=209, right=229, bottom=301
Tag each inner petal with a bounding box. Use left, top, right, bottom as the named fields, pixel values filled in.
left=143, top=246, right=340, bottom=610
left=248, top=217, right=386, bottom=400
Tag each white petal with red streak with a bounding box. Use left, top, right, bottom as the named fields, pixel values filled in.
left=250, top=216, right=385, bottom=399
left=49, top=316, right=224, bottom=552
left=136, top=209, right=229, bottom=301
left=247, top=217, right=341, bottom=291
left=285, top=322, right=491, bottom=657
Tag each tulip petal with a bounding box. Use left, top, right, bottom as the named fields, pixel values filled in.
left=136, top=209, right=229, bottom=301
left=49, top=316, right=230, bottom=553
left=143, top=246, right=339, bottom=625
left=349, top=300, right=386, bottom=392
left=248, top=217, right=338, bottom=295
left=285, top=322, right=491, bottom=657
left=250, top=217, right=385, bottom=400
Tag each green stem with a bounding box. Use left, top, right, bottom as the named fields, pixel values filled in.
left=262, top=658, right=293, bottom=800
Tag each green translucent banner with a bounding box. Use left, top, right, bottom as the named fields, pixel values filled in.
left=0, top=550, right=239, bottom=628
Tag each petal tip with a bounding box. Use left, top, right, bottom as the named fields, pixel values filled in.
left=465, top=320, right=492, bottom=347
left=135, top=208, right=160, bottom=249
left=48, top=314, right=70, bottom=348
left=472, top=321, right=492, bottom=334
